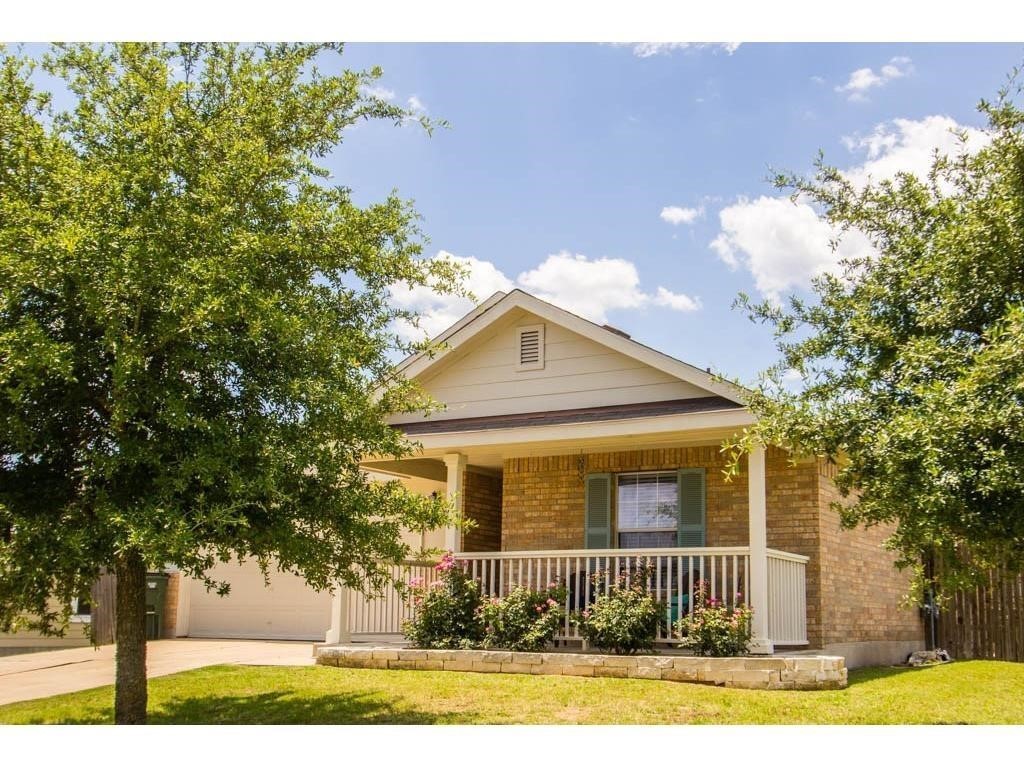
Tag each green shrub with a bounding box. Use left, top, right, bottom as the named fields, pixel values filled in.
left=571, top=561, right=665, bottom=654
left=401, top=553, right=484, bottom=649
left=676, top=582, right=752, bottom=656
left=480, top=583, right=566, bottom=651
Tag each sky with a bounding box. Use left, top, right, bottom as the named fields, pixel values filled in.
left=325, top=42, right=1022, bottom=384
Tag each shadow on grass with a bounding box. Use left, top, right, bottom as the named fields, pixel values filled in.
left=30, top=690, right=445, bottom=726
left=847, top=664, right=944, bottom=686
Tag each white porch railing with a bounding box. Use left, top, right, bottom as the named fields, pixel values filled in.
left=345, top=561, right=439, bottom=637
left=455, top=547, right=751, bottom=643
left=766, top=549, right=809, bottom=645
left=343, top=547, right=809, bottom=646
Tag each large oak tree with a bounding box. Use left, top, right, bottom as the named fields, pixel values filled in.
left=0, top=43, right=458, bottom=723
left=726, top=78, right=1024, bottom=601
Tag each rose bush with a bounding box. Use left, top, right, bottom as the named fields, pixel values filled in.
left=676, top=582, right=753, bottom=657
left=480, top=582, right=566, bottom=651
left=401, top=552, right=484, bottom=649
left=571, top=561, right=666, bottom=654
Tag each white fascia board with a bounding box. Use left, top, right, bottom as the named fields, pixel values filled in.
left=406, top=408, right=755, bottom=453
left=393, top=290, right=508, bottom=375
left=398, top=289, right=748, bottom=405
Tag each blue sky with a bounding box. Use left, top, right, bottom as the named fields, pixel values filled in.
left=329, top=42, right=1022, bottom=383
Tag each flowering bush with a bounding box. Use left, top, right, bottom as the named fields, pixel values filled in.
left=401, top=552, right=484, bottom=649
left=480, top=582, right=566, bottom=651
left=675, top=582, right=753, bottom=657
left=571, top=561, right=666, bottom=654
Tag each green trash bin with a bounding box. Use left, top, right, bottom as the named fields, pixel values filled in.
left=145, top=572, right=169, bottom=640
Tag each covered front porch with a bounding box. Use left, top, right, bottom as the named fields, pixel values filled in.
left=331, top=411, right=813, bottom=652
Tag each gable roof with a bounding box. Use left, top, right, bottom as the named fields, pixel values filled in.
left=396, top=289, right=748, bottom=406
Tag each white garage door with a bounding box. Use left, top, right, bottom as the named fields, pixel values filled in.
left=187, top=559, right=332, bottom=641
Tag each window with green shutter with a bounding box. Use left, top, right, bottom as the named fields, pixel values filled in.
left=676, top=468, right=706, bottom=547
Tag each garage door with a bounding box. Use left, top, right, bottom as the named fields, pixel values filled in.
left=187, top=559, right=332, bottom=641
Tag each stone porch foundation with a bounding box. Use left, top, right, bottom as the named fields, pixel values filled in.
left=315, top=646, right=847, bottom=690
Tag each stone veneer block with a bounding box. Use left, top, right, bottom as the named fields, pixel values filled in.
left=397, top=650, right=428, bottom=661
left=562, top=665, right=596, bottom=677
left=628, top=666, right=663, bottom=680
left=413, top=660, right=445, bottom=671
left=511, top=652, right=544, bottom=664
left=314, top=646, right=847, bottom=691
left=480, top=651, right=512, bottom=663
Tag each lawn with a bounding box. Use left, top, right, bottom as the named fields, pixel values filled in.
left=1, top=661, right=1022, bottom=725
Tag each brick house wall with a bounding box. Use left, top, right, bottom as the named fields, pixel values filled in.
left=815, top=461, right=923, bottom=648
left=500, top=446, right=923, bottom=651
left=462, top=469, right=502, bottom=552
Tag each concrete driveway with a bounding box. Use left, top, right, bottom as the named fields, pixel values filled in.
left=0, top=639, right=315, bottom=706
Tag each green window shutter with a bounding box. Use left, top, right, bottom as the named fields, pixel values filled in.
left=584, top=473, right=612, bottom=549
left=677, top=468, right=706, bottom=547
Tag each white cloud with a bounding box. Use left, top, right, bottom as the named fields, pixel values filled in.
left=407, top=95, right=426, bottom=113
left=617, top=42, right=741, bottom=58
left=360, top=84, right=395, bottom=101
left=660, top=205, right=705, bottom=225
left=710, top=196, right=875, bottom=300
left=835, top=56, right=912, bottom=101
left=841, top=115, right=991, bottom=190
left=390, top=250, right=700, bottom=339
left=389, top=252, right=513, bottom=339
left=709, top=114, right=990, bottom=299
left=653, top=286, right=701, bottom=312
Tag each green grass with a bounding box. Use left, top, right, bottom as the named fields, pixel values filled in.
left=1, top=661, right=1022, bottom=724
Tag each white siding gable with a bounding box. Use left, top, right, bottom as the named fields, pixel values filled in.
left=405, top=310, right=717, bottom=422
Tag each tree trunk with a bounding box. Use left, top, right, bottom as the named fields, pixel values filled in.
left=114, top=550, right=148, bottom=724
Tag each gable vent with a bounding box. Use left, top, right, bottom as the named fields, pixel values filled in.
left=516, top=324, right=545, bottom=371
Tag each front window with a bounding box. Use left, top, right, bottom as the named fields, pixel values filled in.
left=616, top=472, right=677, bottom=548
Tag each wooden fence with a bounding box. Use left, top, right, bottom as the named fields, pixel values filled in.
left=89, top=571, right=117, bottom=645
left=937, top=567, right=1024, bottom=662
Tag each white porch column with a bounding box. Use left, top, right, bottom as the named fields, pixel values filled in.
left=324, top=584, right=351, bottom=645
left=747, top=443, right=774, bottom=654
left=443, top=452, right=468, bottom=553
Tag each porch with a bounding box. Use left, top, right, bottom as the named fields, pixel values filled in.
left=332, top=441, right=813, bottom=652
left=332, top=546, right=808, bottom=647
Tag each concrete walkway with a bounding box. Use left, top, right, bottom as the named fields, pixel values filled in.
left=0, top=639, right=315, bottom=706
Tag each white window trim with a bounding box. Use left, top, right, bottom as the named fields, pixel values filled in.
left=515, top=324, right=545, bottom=371
left=70, top=597, right=92, bottom=623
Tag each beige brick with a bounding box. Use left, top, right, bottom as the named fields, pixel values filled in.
left=371, top=650, right=400, bottom=660
left=594, top=666, right=628, bottom=678
left=443, top=660, right=476, bottom=672
left=472, top=661, right=503, bottom=673
left=500, top=662, right=536, bottom=674
left=414, top=660, right=444, bottom=671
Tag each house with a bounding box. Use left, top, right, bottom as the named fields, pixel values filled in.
left=169, top=289, right=924, bottom=668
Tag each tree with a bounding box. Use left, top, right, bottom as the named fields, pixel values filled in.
left=725, top=76, right=1024, bottom=602
left=0, top=43, right=460, bottom=724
